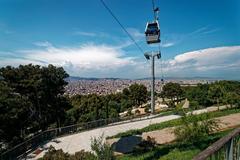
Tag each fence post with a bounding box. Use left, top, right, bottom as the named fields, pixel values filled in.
left=226, top=138, right=234, bottom=160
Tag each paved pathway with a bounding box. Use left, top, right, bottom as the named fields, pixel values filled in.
left=33, top=114, right=180, bottom=159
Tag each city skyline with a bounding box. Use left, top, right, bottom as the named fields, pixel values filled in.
left=0, top=0, right=239, bottom=79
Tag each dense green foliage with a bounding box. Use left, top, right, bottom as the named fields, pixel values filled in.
left=184, top=81, right=240, bottom=109
left=128, top=84, right=148, bottom=106
left=0, top=81, right=30, bottom=144
left=0, top=64, right=70, bottom=147
left=66, top=83, right=148, bottom=124
left=161, top=82, right=183, bottom=106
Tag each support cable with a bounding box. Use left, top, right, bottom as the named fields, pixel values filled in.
left=99, top=0, right=145, bottom=54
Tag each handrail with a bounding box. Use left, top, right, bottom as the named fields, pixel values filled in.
left=0, top=112, right=158, bottom=159
left=193, top=127, right=240, bottom=160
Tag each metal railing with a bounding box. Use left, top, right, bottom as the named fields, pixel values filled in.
left=0, top=113, right=156, bottom=160
left=193, top=127, right=240, bottom=160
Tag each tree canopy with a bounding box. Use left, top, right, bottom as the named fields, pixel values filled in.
left=184, top=81, right=240, bottom=109
left=0, top=64, right=70, bottom=147
left=162, top=82, right=183, bottom=106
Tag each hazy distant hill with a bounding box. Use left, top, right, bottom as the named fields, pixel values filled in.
left=65, top=76, right=122, bottom=82
left=66, top=76, right=220, bottom=81
left=137, top=76, right=221, bottom=80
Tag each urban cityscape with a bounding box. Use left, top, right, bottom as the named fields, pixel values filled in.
left=0, top=0, right=239, bottom=160
left=65, top=78, right=214, bottom=96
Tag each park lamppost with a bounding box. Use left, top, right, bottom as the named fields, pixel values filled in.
left=144, top=51, right=161, bottom=114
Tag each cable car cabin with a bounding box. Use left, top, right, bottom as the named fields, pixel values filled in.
left=145, top=21, right=160, bottom=44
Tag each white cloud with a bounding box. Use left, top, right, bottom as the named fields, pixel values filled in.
left=6, top=43, right=137, bottom=77
left=159, top=46, right=240, bottom=78
left=1, top=44, right=240, bottom=79
left=161, top=42, right=175, bottom=48
left=169, top=46, right=240, bottom=66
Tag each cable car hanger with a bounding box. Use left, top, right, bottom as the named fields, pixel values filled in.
left=152, top=0, right=159, bottom=21
left=145, top=0, right=161, bottom=44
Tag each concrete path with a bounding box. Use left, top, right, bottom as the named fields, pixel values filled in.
left=187, top=105, right=230, bottom=115
left=33, top=114, right=180, bottom=159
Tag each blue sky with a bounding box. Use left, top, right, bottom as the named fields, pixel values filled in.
left=0, top=0, right=240, bottom=79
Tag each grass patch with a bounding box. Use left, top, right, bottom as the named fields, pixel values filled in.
left=108, top=108, right=240, bottom=139
left=159, top=149, right=200, bottom=160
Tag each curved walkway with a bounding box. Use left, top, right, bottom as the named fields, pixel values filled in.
left=32, top=114, right=180, bottom=159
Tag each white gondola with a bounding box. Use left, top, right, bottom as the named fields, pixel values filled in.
left=145, top=21, right=160, bottom=44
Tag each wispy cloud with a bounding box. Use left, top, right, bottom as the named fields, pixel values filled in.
left=159, top=26, right=220, bottom=48
left=33, top=41, right=53, bottom=47
left=126, top=28, right=144, bottom=40
left=0, top=22, right=14, bottom=34
left=189, top=26, right=220, bottom=37
left=161, top=42, right=175, bottom=48
left=71, top=28, right=144, bottom=50
left=0, top=51, right=48, bottom=64
left=201, top=28, right=220, bottom=35
left=73, top=31, right=97, bottom=37
left=72, top=31, right=110, bottom=38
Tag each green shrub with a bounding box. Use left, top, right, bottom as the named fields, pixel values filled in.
left=40, top=145, right=96, bottom=160
left=174, top=113, right=220, bottom=144
left=91, top=134, right=115, bottom=160
left=73, top=150, right=96, bottom=160
left=41, top=146, right=70, bottom=160
left=189, top=100, right=199, bottom=110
